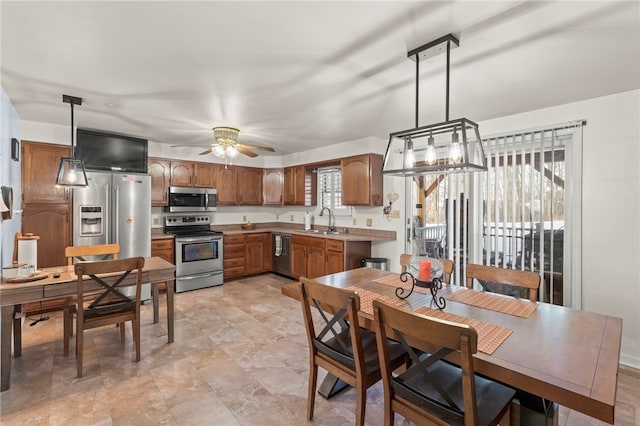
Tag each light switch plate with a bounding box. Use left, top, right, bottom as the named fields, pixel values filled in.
left=366, top=218, right=372, bottom=227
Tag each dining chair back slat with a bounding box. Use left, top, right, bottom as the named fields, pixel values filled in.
left=466, top=263, right=540, bottom=302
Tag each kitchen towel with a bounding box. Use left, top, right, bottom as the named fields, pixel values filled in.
left=275, top=235, right=282, bottom=256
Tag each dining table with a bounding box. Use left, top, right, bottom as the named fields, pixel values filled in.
left=0, top=256, right=176, bottom=392
left=281, top=267, right=622, bottom=424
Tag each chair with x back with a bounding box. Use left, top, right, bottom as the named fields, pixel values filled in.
left=373, top=299, right=515, bottom=426
left=63, top=243, right=120, bottom=356
left=299, top=277, right=408, bottom=426
left=74, top=257, right=145, bottom=378
left=465, top=263, right=540, bottom=302
left=400, top=254, right=455, bottom=284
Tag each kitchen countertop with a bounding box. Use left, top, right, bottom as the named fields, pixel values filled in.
left=151, top=224, right=395, bottom=242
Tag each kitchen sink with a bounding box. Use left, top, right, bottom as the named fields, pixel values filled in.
left=304, top=229, right=341, bottom=235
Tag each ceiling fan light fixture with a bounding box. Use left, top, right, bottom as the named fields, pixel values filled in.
left=382, top=34, right=487, bottom=176
left=56, top=94, right=88, bottom=187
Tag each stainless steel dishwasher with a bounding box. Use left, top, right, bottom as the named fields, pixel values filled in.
left=272, top=233, right=291, bottom=277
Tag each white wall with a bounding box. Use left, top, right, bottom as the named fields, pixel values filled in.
left=19, top=89, right=640, bottom=367
left=0, top=88, right=22, bottom=270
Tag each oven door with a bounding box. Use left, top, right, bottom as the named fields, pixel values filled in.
left=175, top=235, right=223, bottom=277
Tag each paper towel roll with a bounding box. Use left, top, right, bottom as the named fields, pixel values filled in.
left=304, top=211, right=311, bottom=231
left=17, top=234, right=39, bottom=272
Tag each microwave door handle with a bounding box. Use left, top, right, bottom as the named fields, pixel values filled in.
left=205, top=192, right=209, bottom=211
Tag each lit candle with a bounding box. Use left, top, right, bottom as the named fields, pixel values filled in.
left=418, top=259, right=431, bottom=282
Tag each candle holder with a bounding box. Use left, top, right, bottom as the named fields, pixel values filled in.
left=395, top=271, right=446, bottom=310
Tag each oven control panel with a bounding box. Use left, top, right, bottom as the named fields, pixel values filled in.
left=165, top=215, right=210, bottom=227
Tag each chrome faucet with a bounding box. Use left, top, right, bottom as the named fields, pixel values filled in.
left=319, top=207, right=335, bottom=232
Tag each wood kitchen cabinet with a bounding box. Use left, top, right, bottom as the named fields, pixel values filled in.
left=263, top=168, right=283, bottom=205
left=284, top=166, right=316, bottom=206
left=238, top=167, right=263, bottom=205
left=170, top=161, right=194, bottom=187
left=194, top=162, right=217, bottom=188
left=148, top=157, right=171, bottom=206
left=325, top=238, right=371, bottom=275
left=151, top=237, right=175, bottom=291
left=291, top=235, right=325, bottom=279
left=223, top=234, right=246, bottom=280
left=245, top=233, right=271, bottom=275
left=216, top=167, right=238, bottom=205
left=21, top=203, right=71, bottom=268
left=22, top=141, right=70, bottom=204
left=341, top=154, right=384, bottom=206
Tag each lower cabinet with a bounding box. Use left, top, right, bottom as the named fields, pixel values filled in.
left=151, top=237, right=175, bottom=292
left=224, top=233, right=272, bottom=280
left=292, top=235, right=372, bottom=279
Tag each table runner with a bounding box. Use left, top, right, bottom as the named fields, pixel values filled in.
left=444, top=288, right=537, bottom=318
left=372, top=274, right=432, bottom=294
left=415, top=306, right=512, bottom=355
left=344, top=286, right=407, bottom=315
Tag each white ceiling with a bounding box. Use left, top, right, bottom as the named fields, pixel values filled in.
left=1, top=1, right=639, bottom=158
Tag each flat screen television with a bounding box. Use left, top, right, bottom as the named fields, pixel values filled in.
left=75, top=128, right=148, bottom=174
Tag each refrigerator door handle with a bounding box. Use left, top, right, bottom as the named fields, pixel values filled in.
left=114, top=184, right=119, bottom=245
left=105, top=184, right=111, bottom=244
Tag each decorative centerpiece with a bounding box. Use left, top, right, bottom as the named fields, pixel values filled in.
left=395, top=257, right=446, bottom=310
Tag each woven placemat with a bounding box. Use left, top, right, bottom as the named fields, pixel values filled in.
left=444, top=288, right=537, bottom=318
left=372, top=274, right=432, bottom=294
left=344, top=286, right=407, bottom=315
left=415, top=306, right=512, bottom=355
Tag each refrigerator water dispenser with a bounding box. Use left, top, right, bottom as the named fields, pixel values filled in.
left=79, top=206, right=104, bottom=237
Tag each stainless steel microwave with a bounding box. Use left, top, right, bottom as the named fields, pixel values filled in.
left=165, top=187, right=217, bottom=212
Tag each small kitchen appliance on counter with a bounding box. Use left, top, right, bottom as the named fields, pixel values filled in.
left=164, top=215, right=224, bottom=292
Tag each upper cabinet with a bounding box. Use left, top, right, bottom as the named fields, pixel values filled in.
left=263, top=168, right=283, bottom=205
left=170, top=161, right=194, bottom=187
left=341, top=154, right=383, bottom=206
left=216, top=166, right=238, bottom=205
left=237, top=167, right=263, bottom=205
left=194, top=162, right=218, bottom=188
left=22, top=141, right=70, bottom=205
left=148, top=158, right=171, bottom=206
left=284, top=166, right=316, bottom=206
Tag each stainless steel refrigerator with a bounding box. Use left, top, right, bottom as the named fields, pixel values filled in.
left=73, top=171, right=151, bottom=300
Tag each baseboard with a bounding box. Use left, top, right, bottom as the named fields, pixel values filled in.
left=619, top=353, right=640, bottom=370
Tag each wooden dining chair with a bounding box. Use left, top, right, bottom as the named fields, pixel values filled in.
left=63, top=243, right=120, bottom=356
left=466, top=263, right=540, bottom=302
left=299, top=277, right=408, bottom=426
left=373, top=299, right=515, bottom=426
left=74, top=257, right=145, bottom=378
left=400, top=254, right=454, bottom=284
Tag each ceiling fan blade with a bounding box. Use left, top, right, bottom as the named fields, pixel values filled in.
left=236, top=146, right=259, bottom=158
left=199, top=148, right=212, bottom=155
left=238, top=143, right=275, bottom=152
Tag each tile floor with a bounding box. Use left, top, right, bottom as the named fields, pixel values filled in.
left=0, top=273, right=638, bottom=425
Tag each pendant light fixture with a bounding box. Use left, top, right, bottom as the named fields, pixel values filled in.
left=382, top=34, right=487, bottom=176
left=55, top=94, right=88, bottom=187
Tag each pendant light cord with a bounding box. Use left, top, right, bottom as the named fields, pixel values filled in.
left=415, top=52, right=419, bottom=128
left=446, top=39, right=450, bottom=122
left=70, top=101, right=75, bottom=158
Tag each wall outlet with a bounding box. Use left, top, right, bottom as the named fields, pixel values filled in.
left=352, top=218, right=357, bottom=226
left=152, top=217, right=160, bottom=226
left=366, top=218, right=372, bottom=227
left=290, top=214, right=295, bottom=222
left=242, top=215, right=247, bottom=222
left=275, top=213, right=280, bottom=220
left=391, top=210, right=400, bottom=218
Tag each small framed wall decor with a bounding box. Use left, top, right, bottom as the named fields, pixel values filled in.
left=11, top=138, right=19, bottom=161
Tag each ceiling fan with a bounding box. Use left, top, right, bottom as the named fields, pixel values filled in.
left=172, top=126, right=275, bottom=167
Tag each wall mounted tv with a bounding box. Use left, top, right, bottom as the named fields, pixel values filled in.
left=76, top=128, right=148, bottom=174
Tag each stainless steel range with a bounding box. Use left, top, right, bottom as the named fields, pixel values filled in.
left=164, top=215, right=224, bottom=293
